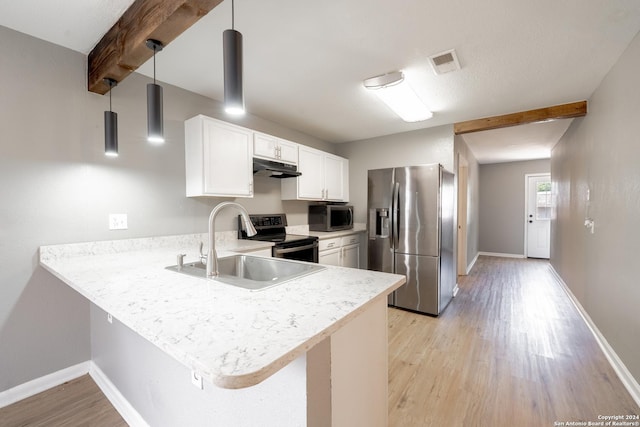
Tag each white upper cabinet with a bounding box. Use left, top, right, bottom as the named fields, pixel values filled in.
left=323, top=154, right=344, bottom=201
left=281, top=146, right=349, bottom=202
left=296, top=146, right=325, bottom=199
left=254, top=133, right=298, bottom=165
left=185, top=115, right=253, bottom=198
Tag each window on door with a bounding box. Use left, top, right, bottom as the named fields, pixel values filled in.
left=536, top=181, right=552, bottom=220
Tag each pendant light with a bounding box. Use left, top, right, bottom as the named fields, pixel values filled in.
left=146, top=39, right=165, bottom=143
left=223, top=0, right=244, bottom=115
left=104, top=78, right=118, bottom=157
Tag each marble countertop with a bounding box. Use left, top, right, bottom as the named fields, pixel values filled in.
left=39, top=233, right=404, bottom=389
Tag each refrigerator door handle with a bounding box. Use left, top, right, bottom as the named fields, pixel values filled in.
left=392, top=182, right=400, bottom=250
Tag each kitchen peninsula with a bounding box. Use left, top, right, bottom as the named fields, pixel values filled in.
left=40, top=233, right=404, bottom=427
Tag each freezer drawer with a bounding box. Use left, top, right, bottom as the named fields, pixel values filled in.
left=393, top=254, right=439, bottom=315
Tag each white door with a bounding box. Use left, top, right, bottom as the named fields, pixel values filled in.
left=526, top=174, right=551, bottom=259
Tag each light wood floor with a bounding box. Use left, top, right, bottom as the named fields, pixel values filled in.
left=388, top=256, right=639, bottom=426
left=0, top=375, right=125, bottom=427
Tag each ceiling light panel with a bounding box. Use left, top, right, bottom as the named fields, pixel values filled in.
left=364, top=71, right=433, bottom=122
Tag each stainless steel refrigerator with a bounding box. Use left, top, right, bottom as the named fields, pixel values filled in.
left=367, top=164, right=455, bottom=316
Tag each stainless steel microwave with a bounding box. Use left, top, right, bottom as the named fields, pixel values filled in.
left=308, top=205, right=354, bottom=232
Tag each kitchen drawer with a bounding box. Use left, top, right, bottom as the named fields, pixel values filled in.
left=319, top=237, right=341, bottom=251
left=341, top=234, right=360, bottom=246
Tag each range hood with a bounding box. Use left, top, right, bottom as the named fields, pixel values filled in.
left=253, top=158, right=302, bottom=178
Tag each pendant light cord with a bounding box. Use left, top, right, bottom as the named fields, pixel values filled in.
left=109, top=87, right=112, bottom=112
left=231, top=0, right=235, bottom=30
left=153, top=47, right=157, bottom=84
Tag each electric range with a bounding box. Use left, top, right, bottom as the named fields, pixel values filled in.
left=238, top=213, right=319, bottom=263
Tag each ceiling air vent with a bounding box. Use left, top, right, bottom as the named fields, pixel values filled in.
left=428, top=49, right=461, bottom=75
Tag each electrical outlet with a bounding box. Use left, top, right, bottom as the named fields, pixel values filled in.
left=191, top=371, right=203, bottom=389
left=109, top=213, right=128, bottom=230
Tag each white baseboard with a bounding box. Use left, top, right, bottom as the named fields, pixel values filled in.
left=478, top=251, right=525, bottom=259
left=549, top=266, right=640, bottom=408
left=0, top=360, right=147, bottom=426
left=89, top=362, right=149, bottom=427
left=466, top=252, right=480, bottom=274
left=453, top=284, right=459, bottom=297
left=0, top=361, right=90, bottom=408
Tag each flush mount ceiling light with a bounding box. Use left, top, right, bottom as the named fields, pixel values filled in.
left=146, top=39, right=165, bottom=144
left=104, top=78, right=118, bottom=157
left=223, top=0, right=244, bottom=115
left=363, top=71, right=433, bottom=122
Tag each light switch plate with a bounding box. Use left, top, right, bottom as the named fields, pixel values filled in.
left=109, top=214, right=128, bottom=230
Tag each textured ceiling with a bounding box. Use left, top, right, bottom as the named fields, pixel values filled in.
left=2, top=0, right=640, bottom=159
left=461, top=119, right=573, bottom=164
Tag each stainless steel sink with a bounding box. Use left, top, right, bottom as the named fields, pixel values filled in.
left=166, top=255, right=325, bottom=291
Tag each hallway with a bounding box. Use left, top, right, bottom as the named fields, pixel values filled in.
left=388, top=256, right=639, bottom=426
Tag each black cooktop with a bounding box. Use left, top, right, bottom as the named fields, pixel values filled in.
left=238, top=213, right=318, bottom=246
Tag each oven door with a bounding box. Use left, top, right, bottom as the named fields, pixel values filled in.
left=272, top=241, right=319, bottom=263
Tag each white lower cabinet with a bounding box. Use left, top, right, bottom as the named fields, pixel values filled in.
left=318, top=234, right=362, bottom=268
left=341, top=244, right=360, bottom=269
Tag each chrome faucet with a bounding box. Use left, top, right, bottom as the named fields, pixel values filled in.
left=206, top=202, right=257, bottom=277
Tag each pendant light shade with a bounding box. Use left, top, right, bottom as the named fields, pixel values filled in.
left=224, top=29, right=244, bottom=115
left=147, top=82, right=164, bottom=143
left=223, top=0, right=244, bottom=115
left=104, top=78, right=118, bottom=157
left=146, top=39, right=165, bottom=144
left=104, top=111, right=118, bottom=156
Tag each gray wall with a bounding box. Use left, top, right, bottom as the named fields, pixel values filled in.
left=478, top=159, right=550, bottom=255
left=336, top=125, right=455, bottom=224
left=551, top=29, right=640, bottom=382
left=0, top=26, right=330, bottom=393
left=454, top=136, right=480, bottom=270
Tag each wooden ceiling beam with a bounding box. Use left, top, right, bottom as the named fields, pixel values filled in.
left=453, top=101, right=587, bottom=135
left=88, top=0, right=223, bottom=95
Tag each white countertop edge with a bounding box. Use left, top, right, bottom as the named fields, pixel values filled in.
left=214, top=281, right=404, bottom=389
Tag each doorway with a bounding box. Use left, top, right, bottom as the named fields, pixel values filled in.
left=525, top=173, right=551, bottom=259
left=457, top=153, right=468, bottom=275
